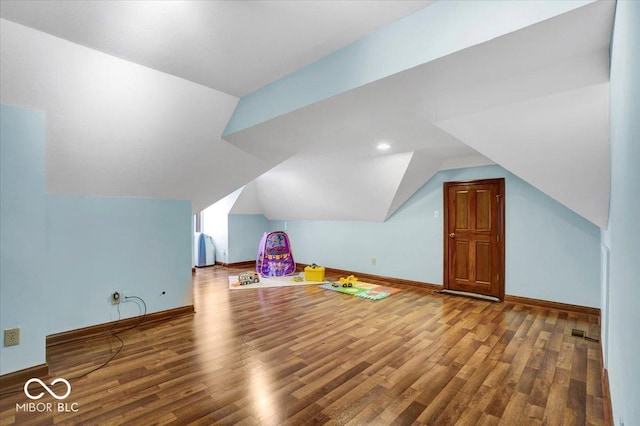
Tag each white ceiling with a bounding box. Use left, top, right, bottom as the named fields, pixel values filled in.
left=225, top=0, right=613, bottom=225
left=0, top=0, right=432, bottom=97
left=0, top=1, right=615, bottom=226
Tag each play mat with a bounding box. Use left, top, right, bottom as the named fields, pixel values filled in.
left=229, top=273, right=327, bottom=289
left=319, top=282, right=402, bottom=300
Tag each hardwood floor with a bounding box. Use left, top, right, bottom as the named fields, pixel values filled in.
left=0, top=266, right=605, bottom=425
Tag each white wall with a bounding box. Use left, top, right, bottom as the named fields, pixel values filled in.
left=605, top=2, right=640, bottom=424
left=201, top=188, right=242, bottom=264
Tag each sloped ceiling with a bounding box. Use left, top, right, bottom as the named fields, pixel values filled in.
left=435, top=83, right=610, bottom=228
left=0, top=0, right=431, bottom=97
left=0, top=1, right=614, bottom=226
left=0, top=18, right=265, bottom=214
left=224, top=0, right=614, bottom=225
left=0, top=0, right=433, bottom=214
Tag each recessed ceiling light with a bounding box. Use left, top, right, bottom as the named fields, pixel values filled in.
left=377, top=142, right=391, bottom=151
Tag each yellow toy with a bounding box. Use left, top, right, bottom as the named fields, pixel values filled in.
left=338, top=275, right=359, bottom=288
left=304, top=263, right=326, bottom=281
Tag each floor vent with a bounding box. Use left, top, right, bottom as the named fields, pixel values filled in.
left=571, top=329, right=586, bottom=338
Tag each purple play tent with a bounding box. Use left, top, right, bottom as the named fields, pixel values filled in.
left=256, top=231, right=296, bottom=276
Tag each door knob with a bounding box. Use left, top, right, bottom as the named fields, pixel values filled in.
left=449, top=233, right=455, bottom=238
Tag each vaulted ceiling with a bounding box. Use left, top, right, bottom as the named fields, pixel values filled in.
left=0, top=0, right=431, bottom=97
left=0, top=1, right=614, bottom=227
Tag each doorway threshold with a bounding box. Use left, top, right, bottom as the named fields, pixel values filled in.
left=436, top=289, right=500, bottom=302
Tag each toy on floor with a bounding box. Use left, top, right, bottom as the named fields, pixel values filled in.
left=304, top=263, right=326, bottom=282
left=238, top=271, right=260, bottom=286
left=339, top=275, right=359, bottom=288
left=256, top=231, right=296, bottom=277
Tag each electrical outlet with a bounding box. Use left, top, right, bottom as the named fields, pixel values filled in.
left=111, top=291, right=121, bottom=305
left=4, top=328, right=20, bottom=347
left=371, top=258, right=377, bottom=265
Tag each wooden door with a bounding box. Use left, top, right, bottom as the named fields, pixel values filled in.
left=444, top=179, right=505, bottom=300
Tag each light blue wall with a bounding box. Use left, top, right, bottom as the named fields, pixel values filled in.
left=0, top=105, right=47, bottom=374
left=224, top=1, right=593, bottom=135
left=506, top=169, right=600, bottom=306
left=1, top=104, right=193, bottom=375
left=46, top=195, right=193, bottom=334
left=227, top=214, right=270, bottom=263
left=271, top=165, right=601, bottom=308
left=605, top=1, right=640, bottom=425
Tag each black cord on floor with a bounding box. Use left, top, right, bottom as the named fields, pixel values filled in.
left=0, top=295, right=147, bottom=398
left=67, top=295, right=147, bottom=380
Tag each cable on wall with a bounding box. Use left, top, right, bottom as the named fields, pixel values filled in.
left=0, top=295, right=148, bottom=397
left=68, top=295, right=147, bottom=379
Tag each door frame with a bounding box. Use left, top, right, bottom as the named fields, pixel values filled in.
left=443, top=178, right=505, bottom=300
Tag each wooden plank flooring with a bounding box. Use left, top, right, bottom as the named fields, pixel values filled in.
left=0, top=266, right=605, bottom=425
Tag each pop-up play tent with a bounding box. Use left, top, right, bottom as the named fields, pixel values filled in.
left=256, top=231, right=296, bottom=276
